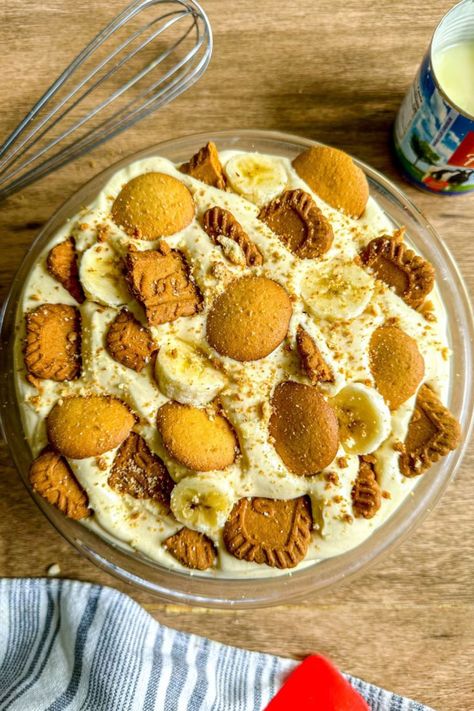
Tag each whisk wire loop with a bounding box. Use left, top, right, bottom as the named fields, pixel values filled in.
left=0, top=0, right=212, bottom=200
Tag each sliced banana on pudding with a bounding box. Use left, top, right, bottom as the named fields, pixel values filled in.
left=331, top=382, right=391, bottom=455
left=155, top=339, right=226, bottom=407
left=224, top=152, right=287, bottom=205
left=79, top=242, right=130, bottom=307
left=170, top=476, right=235, bottom=535
left=301, top=261, right=374, bottom=320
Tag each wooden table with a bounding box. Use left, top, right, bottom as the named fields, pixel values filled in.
left=1, top=1, right=473, bottom=708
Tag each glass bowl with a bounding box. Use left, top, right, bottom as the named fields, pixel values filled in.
left=1, top=129, right=473, bottom=608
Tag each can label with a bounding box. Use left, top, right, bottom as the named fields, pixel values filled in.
left=394, top=52, right=474, bottom=194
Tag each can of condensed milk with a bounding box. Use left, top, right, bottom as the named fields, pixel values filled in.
left=394, top=0, right=474, bottom=194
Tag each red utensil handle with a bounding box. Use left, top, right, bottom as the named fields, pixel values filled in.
left=264, top=654, right=370, bottom=711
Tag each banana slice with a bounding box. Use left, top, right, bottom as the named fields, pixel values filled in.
left=331, top=382, right=391, bottom=455
left=170, top=476, right=235, bottom=535
left=79, top=242, right=130, bottom=307
left=155, top=339, right=226, bottom=407
left=301, top=261, right=374, bottom=321
left=225, top=153, right=287, bottom=205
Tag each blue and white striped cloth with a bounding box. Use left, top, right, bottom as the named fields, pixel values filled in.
left=0, top=579, right=433, bottom=711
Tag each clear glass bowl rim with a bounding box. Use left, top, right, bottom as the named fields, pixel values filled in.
left=1, top=128, right=473, bottom=609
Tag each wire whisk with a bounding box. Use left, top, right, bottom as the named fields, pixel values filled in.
left=0, top=0, right=212, bottom=201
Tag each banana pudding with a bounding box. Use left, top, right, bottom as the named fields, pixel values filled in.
left=15, top=141, right=461, bottom=577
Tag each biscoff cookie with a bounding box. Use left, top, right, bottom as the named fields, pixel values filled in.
left=47, top=237, right=85, bottom=304
left=369, top=325, right=425, bottom=410
left=258, top=189, right=333, bottom=259
left=29, top=449, right=91, bottom=520
left=180, top=141, right=227, bottom=190
left=351, top=458, right=381, bottom=519
left=296, top=325, right=333, bottom=384
left=223, top=496, right=313, bottom=569
left=206, top=275, right=292, bottom=361
left=269, top=381, right=339, bottom=475
left=202, top=207, right=263, bottom=267
left=47, top=395, right=135, bottom=459
left=106, top=309, right=156, bottom=372
left=400, top=384, right=461, bottom=477
left=24, top=304, right=81, bottom=382
left=125, top=243, right=202, bottom=326
left=156, top=401, right=237, bottom=471
left=292, top=145, right=369, bottom=217
left=112, top=172, right=195, bottom=238
left=108, top=432, right=174, bottom=507
left=360, top=236, right=435, bottom=309
left=163, top=527, right=217, bottom=570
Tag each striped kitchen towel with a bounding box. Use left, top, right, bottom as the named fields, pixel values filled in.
left=0, top=578, right=434, bottom=711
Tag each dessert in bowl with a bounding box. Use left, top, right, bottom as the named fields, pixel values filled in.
left=2, top=131, right=472, bottom=605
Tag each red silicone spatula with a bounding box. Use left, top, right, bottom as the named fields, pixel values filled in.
left=264, top=654, right=370, bottom=711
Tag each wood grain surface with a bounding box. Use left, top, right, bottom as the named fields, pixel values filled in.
left=1, top=2, right=473, bottom=709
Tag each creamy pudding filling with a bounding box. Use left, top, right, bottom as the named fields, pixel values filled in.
left=15, top=143, right=459, bottom=578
